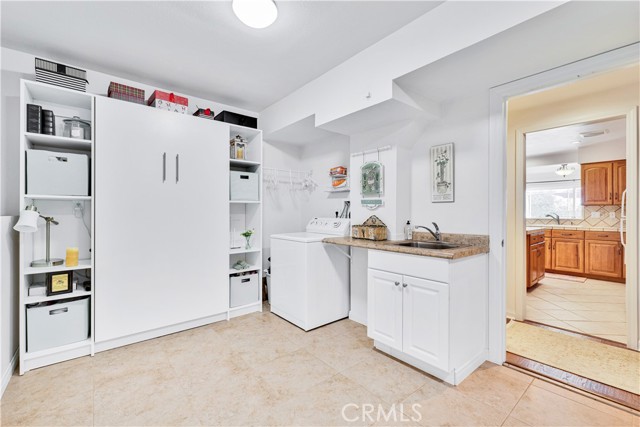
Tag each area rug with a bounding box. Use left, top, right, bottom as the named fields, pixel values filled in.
left=506, top=321, right=640, bottom=394
left=544, top=272, right=587, bottom=283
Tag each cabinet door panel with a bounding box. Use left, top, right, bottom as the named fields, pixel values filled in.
left=544, top=239, right=552, bottom=270
left=367, top=269, right=403, bottom=350
left=581, top=162, right=613, bottom=205
left=552, top=238, right=584, bottom=273
left=585, top=240, right=623, bottom=278
left=613, top=160, right=626, bottom=205
left=402, top=275, right=449, bottom=372
left=528, top=246, right=538, bottom=287
left=95, top=98, right=228, bottom=342
left=537, top=246, right=546, bottom=282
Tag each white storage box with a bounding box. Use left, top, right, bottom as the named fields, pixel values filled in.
left=230, top=171, right=259, bottom=201
left=230, top=272, right=259, bottom=308
left=27, top=297, right=89, bottom=352
left=26, top=149, right=89, bottom=196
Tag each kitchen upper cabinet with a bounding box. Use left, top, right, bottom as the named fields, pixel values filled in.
left=552, top=238, right=584, bottom=274
left=581, top=162, right=613, bottom=205
left=367, top=269, right=403, bottom=350
left=585, top=239, right=623, bottom=279
left=402, top=275, right=449, bottom=371
left=581, top=160, right=626, bottom=206
left=613, top=160, right=627, bottom=205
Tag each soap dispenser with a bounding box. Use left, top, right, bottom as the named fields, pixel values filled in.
left=404, top=220, right=412, bottom=240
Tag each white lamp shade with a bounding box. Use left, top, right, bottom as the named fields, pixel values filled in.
left=14, top=209, right=39, bottom=233
left=232, top=0, right=278, bottom=29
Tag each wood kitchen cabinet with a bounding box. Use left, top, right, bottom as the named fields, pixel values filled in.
left=584, top=231, right=624, bottom=279
left=552, top=238, right=584, bottom=274
left=581, top=160, right=626, bottom=206
left=526, top=231, right=545, bottom=288
left=613, top=160, right=627, bottom=205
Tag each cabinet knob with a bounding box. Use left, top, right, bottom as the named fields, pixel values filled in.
left=394, top=281, right=400, bottom=287
left=402, top=283, right=408, bottom=288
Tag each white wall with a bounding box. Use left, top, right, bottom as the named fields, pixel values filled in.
left=578, top=138, right=626, bottom=163
left=411, top=94, right=490, bottom=234
left=1, top=216, right=18, bottom=397
left=0, top=46, right=258, bottom=217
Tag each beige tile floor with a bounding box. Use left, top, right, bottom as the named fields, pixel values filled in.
left=526, top=276, right=627, bottom=343
left=2, top=305, right=638, bottom=426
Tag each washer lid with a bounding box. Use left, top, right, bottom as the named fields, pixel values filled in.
left=270, top=232, right=331, bottom=243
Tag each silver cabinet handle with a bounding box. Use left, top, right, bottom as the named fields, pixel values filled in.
left=394, top=281, right=400, bottom=287
left=162, top=152, right=166, bottom=183
left=402, top=283, right=408, bottom=288
left=176, top=154, right=179, bottom=183
left=49, top=308, right=68, bottom=315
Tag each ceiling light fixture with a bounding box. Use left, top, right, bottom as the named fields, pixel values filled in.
left=555, top=163, right=575, bottom=177
left=232, top=0, right=278, bottom=29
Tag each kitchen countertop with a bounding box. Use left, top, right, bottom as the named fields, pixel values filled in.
left=526, top=225, right=622, bottom=234
left=323, top=232, right=489, bottom=260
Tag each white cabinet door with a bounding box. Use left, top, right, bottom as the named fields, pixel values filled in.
left=95, top=98, right=228, bottom=342
left=402, top=275, right=449, bottom=371
left=367, top=269, right=403, bottom=350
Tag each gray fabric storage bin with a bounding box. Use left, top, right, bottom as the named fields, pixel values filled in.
left=26, top=149, right=89, bottom=196
left=230, top=171, right=259, bottom=201
left=27, top=298, right=89, bottom=352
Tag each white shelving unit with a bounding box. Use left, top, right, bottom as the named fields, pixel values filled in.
left=18, top=80, right=95, bottom=374
left=229, top=124, right=263, bottom=317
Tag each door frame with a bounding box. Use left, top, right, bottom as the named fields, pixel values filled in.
left=513, top=111, right=629, bottom=323
left=487, top=43, right=640, bottom=363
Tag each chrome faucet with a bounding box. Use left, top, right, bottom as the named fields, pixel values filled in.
left=415, top=222, right=441, bottom=241
left=545, top=213, right=560, bottom=225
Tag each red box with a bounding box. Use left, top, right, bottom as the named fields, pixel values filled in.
left=147, top=90, right=188, bottom=107
left=108, top=81, right=145, bottom=101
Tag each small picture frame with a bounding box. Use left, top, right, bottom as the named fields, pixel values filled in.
left=431, top=143, right=454, bottom=203
left=46, top=271, right=73, bottom=296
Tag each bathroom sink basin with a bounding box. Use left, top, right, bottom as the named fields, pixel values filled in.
left=395, top=241, right=462, bottom=250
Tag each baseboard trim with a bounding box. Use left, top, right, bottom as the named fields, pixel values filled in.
left=1, top=350, right=18, bottom=398
left=95, top=312, right=228, bottom=353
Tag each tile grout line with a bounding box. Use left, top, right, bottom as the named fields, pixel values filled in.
left=499, top=380, right=534, bottom=426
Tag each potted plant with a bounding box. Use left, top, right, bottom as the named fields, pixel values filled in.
left=241, top=229, right=254, bottom=249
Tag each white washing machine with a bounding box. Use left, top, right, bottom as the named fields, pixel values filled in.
left=270, top=218, right=351, bottom=331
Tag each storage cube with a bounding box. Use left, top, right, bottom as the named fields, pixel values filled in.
left=147, top=90, right=188, bottom=114
left=230, top=272, right=259, bottom=308
left=230, top=171, right=259, bottom=201
left=26, top=149, right=89, bottom=196
left=27, top=298, right=90, bottom=352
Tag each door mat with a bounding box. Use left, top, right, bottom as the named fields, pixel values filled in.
left=507, top=321, right=639, bottom=395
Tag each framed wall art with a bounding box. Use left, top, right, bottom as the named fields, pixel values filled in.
left=431, top=143, right=454, bottom=203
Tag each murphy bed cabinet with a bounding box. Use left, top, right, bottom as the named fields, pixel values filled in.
left=18, top=80, right=263, bottom=372
left=581, top=160, right=626, bottom=206
left=367, top=250, right=488, bottom=385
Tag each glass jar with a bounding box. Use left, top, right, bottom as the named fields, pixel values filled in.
left=63, top=116, right=91, bottom=140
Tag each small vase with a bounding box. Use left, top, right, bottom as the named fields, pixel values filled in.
left=244, top=235, right=252, bottom=249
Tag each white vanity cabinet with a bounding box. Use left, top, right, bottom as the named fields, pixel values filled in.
left=367, top=249, right=488, bottom=385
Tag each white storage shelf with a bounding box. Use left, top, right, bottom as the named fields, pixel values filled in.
left=230, top=159, right=261, bottom=168
left=23, top=259, right=92, bottom=275
left=24, top=338, right=92, bottom=360
left=229, top=248, right=261, bottom=255
left=229, top=266, right=260, bottom=275
left=25, top=194, right=92, bottom=201
left=25, top=289, right=92, bottom=305
left=25, top=132, right=92, bottom=152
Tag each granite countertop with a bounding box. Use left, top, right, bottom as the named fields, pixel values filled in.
left=322, top=232, right=489, bottom=260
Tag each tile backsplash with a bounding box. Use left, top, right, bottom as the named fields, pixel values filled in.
left=527, top=205, right=621, bottom=229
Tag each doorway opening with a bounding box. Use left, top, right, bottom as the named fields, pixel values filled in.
left=503, top=63, right=639, bottom=408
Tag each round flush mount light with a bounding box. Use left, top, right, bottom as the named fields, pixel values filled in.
left=232, top=0, right=278, bottom=29
left=555, top=163, right=575, bottom=177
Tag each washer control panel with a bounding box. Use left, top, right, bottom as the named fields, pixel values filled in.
left=306, top=218, right=351, bottom=236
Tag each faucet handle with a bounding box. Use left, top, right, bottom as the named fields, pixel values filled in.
left=432, top=222, right=440, bottom=232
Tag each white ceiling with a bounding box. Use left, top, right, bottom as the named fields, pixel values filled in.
left=396, top=1, right=640, bottom=104
left=0, top=1, right=441, bottom=112
left=526, top=117, right=626, bottom=158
